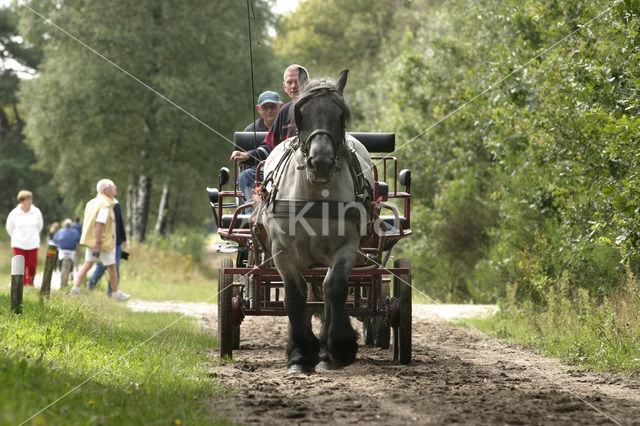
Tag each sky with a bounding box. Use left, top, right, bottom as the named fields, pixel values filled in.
left=273, top=0, right=301, bottom=15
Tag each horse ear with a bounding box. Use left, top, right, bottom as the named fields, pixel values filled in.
left=298, top=67, right=309, bottom=87
left=336, top=69, right=349, bottom=93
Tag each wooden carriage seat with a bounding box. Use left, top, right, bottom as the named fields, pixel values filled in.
left=220, top=214, right=251, bottom=229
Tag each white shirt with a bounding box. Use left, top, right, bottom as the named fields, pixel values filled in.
left=5, top=204, right=44, bottom=250
left=96, top=206, right=110, bottom=224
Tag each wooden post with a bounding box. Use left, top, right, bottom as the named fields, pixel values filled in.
left=40, top=244, right=57, bottom=297
left=60, top=257, right=72, bottom=288
left=11, top=255, right=24, bottom=313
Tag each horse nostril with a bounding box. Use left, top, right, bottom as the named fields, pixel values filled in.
left=306, top=157, right=314, bottom=170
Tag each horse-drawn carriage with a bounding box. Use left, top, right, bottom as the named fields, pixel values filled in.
left=207, top=70, right=413, bottom=372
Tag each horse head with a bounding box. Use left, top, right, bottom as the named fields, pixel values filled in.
left=294, top=69, right=351, bottom=185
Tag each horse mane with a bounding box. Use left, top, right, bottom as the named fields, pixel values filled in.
left=293, top=77, right=351, bottom=127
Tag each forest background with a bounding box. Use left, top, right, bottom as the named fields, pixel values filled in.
left=2, top=0, right=639, bottom=352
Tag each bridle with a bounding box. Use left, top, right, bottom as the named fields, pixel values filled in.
left=293, top=85, right=347, bottom=168
left=261, top=82, right=373, bottom=217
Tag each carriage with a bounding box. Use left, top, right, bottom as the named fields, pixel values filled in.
left=206, top=70, right=413, bottom=371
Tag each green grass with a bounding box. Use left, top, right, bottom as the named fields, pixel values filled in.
left=0, top=233, right=232, bottom=424
left=115, top=239, right=219, bottom=302
left=0, top=290, right=230, bottom=425
left=469, top=277, right=640, bottom=374
left=66, top=232, right=227, bottom=303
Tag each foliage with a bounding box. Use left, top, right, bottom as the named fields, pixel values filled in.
left=472, top=271, right=640, bottom=373
left=273, top=0, right=404, bottom=125
left=0, top=291, right=228, bottom=425
left=17, top=0, right=280, bottom=238
left=0, top=6, right=68, bottom=225
left=116, top=231, right=217, bottom=302
left=309, top=0, right=640, bottom=304
left=273, top=0, right=400, bottom=76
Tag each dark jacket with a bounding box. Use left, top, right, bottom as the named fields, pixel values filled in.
left=244, top=118, right=268, bottom=132
left=246, top=102, right=296, bottom=163
left=114, top=202, right=126, bottom=246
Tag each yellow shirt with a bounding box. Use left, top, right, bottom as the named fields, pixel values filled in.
left=80, top=193, right=116, bottom=252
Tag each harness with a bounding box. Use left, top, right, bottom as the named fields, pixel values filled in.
left=260, top=137, right=373, bottom=226
left=258, top=84, right=374, bottom=230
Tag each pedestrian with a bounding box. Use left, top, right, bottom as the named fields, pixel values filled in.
left=48, top=222, right=60, bottom=245
left=5, top=190, right=44, bottom=286
left=53, top=218, right=81, bottom=284
left=69, top=179, right=130, bottom=301
left=87, top=197, right=127, bottom=297
left=244, top=90, right=282, bottom=132
left=231, top=64, right=308, bottom=206
left=72, top=217, right=82, bottom=235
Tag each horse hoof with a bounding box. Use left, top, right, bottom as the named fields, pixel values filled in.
left=316, top=361, right=339, bottom=371
left=287, top=364, right=314, bottom=374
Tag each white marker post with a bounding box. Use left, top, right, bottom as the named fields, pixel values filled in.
left=11, top=255, right=25, bottom=314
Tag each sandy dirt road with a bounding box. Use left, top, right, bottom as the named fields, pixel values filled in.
left=128, top=299, right=640, bottom=425
left=201, top=305, right=639, bottom=426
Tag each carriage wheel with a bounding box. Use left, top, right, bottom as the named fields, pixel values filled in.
left=363, top=317, right=375, bottom=345
left=392, top=258, right=412, bottom=364
left=60, top=258, right=72, bottom=288
left=362, top=277, right=391, bottom=348
left=362, top=281, right=374, bottom=345
left=375, top=278, right=391, bottom=349
left=218, top=257, right=234, bottom=358
left=232, top=285, right=241, bottom=350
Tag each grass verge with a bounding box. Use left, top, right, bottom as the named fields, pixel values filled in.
left=469, top=274, right=640, bottom=374
left=117, top=238, right=218, bottom=302
left=0, top=290, right=229, bottom=425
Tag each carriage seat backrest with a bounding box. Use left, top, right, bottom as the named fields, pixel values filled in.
left=233, top=132, right=396, bottom=153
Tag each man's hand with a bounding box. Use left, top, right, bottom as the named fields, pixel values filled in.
left=230, top=151, right=249, bottom=162
left=94, top=221, right=104, bottom=253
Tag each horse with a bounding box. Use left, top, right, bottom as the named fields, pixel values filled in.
left=258, top=68, right=375, bottom=373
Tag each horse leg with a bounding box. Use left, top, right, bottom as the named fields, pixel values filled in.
left=274, top=256, right=319, bottom=373
left=318, top=243, right=358, bottom=369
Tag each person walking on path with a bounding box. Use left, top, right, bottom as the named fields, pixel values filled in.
left=69, top=179, right=130, bottom=301
left=72, top=217, right=82, bottom=234
left=47, top=222, right=60, bottom=245
left=5, top=190, right=44, bottom=286
left=87, top=198, right=127, bottom=297
left=53, top=218, right=81, bottom=284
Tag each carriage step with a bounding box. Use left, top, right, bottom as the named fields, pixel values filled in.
left=259, top=301, right=357, bottom=310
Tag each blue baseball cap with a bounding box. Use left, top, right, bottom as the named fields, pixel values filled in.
left=257, top=91, right=281, bottom=106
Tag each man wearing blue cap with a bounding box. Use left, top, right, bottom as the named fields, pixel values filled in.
left=232, top=90, right=282, bottom=209
left=244, top=90, right=282, bottom=132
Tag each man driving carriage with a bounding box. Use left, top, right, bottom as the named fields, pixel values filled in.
left=230, top=64, right=309, bottom=207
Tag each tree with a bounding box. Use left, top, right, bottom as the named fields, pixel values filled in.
left=0, top=6, right=62, bottom=224
left=18, top=0, right=279, bottom=240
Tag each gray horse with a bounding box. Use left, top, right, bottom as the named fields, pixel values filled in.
left=258, top=69, right=375, bottom=373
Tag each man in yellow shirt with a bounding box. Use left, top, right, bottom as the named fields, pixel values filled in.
left=69, top=179, right=130, bottom=301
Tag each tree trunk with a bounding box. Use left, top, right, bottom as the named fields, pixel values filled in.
left=127, top=182, right=137, bottom=241
left=133, top=174, right=151, bottom=242
left=154, top=177, right=170, bottom=234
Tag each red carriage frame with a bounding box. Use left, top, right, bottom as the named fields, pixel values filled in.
left=207, top=132, right=413, bottom=363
